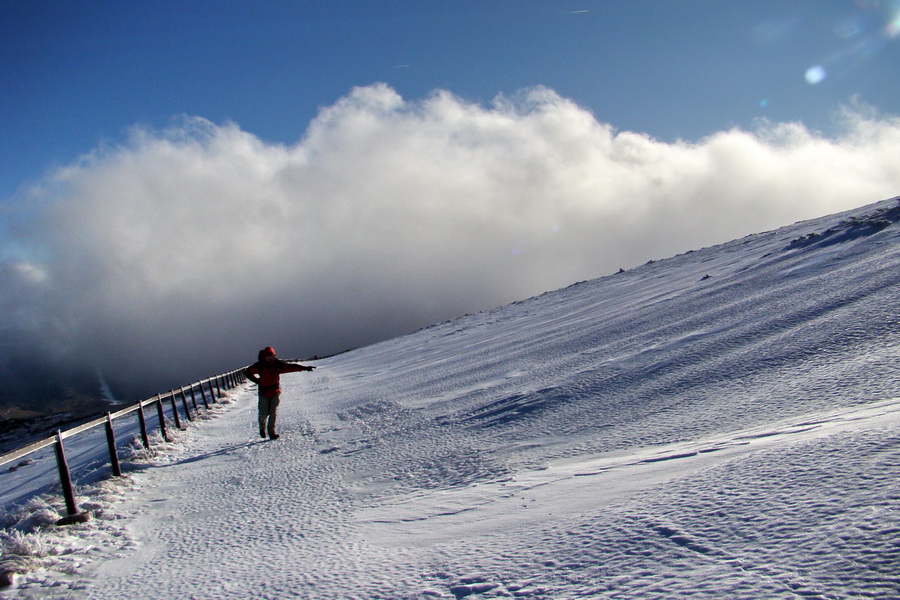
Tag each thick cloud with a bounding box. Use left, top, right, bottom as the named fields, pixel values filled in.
left=3, top=84, right=900, bottom=406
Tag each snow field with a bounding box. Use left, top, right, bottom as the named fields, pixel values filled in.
left=18, top=385, right=893, bottom=600
left=2, top=196, right=899, bottom=599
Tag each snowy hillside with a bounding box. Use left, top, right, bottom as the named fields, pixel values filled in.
left=2, top=197, right=899, bottom=599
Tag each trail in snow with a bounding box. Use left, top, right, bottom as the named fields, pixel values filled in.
left=2, top=197, right=899, bottom=599
left=81, top=399, right=386, bottom=599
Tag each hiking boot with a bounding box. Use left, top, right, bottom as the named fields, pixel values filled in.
left=260, top=428, right=266, bottom=439
left=269, top=432, right=280, bottom=440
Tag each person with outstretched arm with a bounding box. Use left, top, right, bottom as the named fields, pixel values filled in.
left=244, top=346, right=315, bottom=440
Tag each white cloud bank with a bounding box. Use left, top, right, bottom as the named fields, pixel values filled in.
left=3, top=84, right=900, bottom=401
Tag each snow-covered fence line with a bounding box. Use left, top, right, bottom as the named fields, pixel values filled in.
left=0, top=367, right=247, bottom=523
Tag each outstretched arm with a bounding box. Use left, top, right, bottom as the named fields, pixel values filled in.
left=281, top=362, right=315, bottom=374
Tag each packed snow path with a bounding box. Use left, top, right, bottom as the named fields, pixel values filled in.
left=3, top=197, right=900, bottom=599
left=81, top=397, right=397, bottom=598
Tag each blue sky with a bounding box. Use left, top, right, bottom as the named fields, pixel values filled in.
left=1, top=1, right=900, bottom=403
left=3, top=1, right=898, bottom=199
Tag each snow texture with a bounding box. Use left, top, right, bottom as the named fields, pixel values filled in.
left=2, top=197, right=900, bottom=599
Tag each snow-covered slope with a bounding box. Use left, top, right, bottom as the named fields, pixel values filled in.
left=3, top=197, right=899, bottom=599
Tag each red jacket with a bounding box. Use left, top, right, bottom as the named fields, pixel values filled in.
left=246, top=359, right=312, bottom=397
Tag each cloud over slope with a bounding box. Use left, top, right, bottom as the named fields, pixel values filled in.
left=2, top=84, right=899, bottom=405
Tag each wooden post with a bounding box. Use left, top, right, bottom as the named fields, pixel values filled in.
left=137, top=399, right=151, bottom=450
left=169, top=392, right=183, bottom=429
left=208, top=379, right=218, bottom=403
left=105, top=413, right=122, bottom=477
left=189, top=384, right=199, bottom=411
left=179, top=387, right=193, bottom=422
left=155, top=394, right=169, bottom=442
left=215, top=376, right=222, bottom=398
left=198, top=381, right=210, bottom=409
left=54, top=430, right=79, bottom=516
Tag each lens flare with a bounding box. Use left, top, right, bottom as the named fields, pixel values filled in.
left=887, top=13, right=900, bottom=38
left=805, top=65, right=827, bottom=84
left=805, top=2, right=898, bottom=85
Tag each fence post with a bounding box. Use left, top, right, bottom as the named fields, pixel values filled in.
left=155, top=394, right=169, bottom=442
left=179, top=387, right=193, bottom=422
left=196, top=381, right=209, bottom=409
left=215, top=376, right=223, bottom=398
left=53, top=431, right=79, bottom=517
left=137, top=399, right=151, bottom=450
left=168, top=392, right=183, bottom=429
left=188, top=384, right=199, bottom=411
left=208, top=379, right=218, bottom=403
left=105, top=413, right=122, bottom=477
